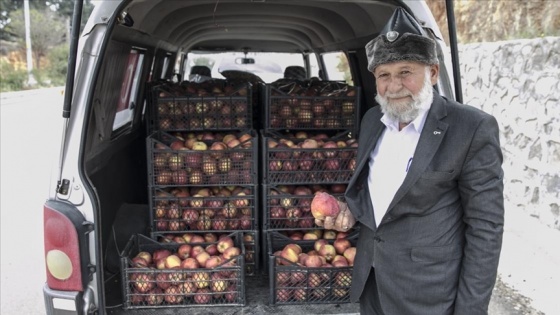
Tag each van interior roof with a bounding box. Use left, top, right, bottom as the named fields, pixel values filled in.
left=122, top=0, right=405, bottom=53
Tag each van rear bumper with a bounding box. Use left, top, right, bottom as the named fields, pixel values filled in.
left=43, top=283, right=82, bottom=315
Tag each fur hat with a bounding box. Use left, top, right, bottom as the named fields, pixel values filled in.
left=366, top=7, right=439, bottom=72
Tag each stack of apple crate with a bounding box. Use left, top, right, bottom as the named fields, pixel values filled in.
left=121, top=79, right=261, bottom=309
left=261, top=80, right=360, bottom=304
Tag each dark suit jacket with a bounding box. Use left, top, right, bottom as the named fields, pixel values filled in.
left=345, top=92, right=504, bottom=315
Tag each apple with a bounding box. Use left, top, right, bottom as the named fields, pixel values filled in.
left=323, top=230, right=337, bottom=240
left=180, top=257, right=199, bottom=270
left=193, top=288, right=212, bottom=304
left=168, top=268, right=184, bottom=284
left=164, top=285, right=183, bottom=304
left=314, top=239, right=329, bottom=252
left=304, top=255, right=323, bottom=267
left=180, top=280, right=198, bottom=296
left=189, top=245, right=206, bottom=258
left=276, top=288, right=292, bottom=302
left=211, top=273, right=228, bottom=292
left=333, top=238, right=352, bottom=255
left=164, top=255, right=182, bottom=269
left=131, top=256, right=149, bottom=268
left=204, top=245, right=218, bottom=257
left=155, top=272, right=170, bottom=290
left=307, top=272, right=324, bottom=288
left=182, top=209, right=199, bottom=224
left=134, top=251, right=152, bottom=266
left=222, top=203, right=238, bottom=218
left=335, top=271, right=352, bottom=287
left=293, top=288, right=307, bottom=301
left=280, top=247, right=299, bottom=265
left=303, top=232, right=319, bottom=240
left=193, top=271, right=210, bottom=289
left=331, top=255, right=349, bottom=267
left=196, top=215, right=212, bottom=231
left=318, top=244, right=337, bottom=262
left=205, top=256, right=223, bottom=269
left=212, top=215, right=228, bottom=230
left=343, top=247, right=356, bottom=266
left=203, top=233, right=217, bottom=243
left=191, top=234, right=206, bottom=243
left=131, top=272, right=155, bottom=293
left=177, top=244, right=192, bottom=259
left=145, top=287, right=164, bottom=305
left=222, top=246, right=241, bottom=260
left=336, top=231, right=349, bottom=239
left=216, top=235, right=234, bottom=253
left=181, top=233, right=194, bottom=243
left=192, top=141, right=208, bottom=151
left=195, top=251, right=211, bottom=267
left=310, top=192, right=341, bottom=220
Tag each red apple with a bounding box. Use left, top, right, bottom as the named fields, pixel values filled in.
left=177, top=244, right=192, bottom=259
left=217, top=236, right=234, bottom=253
left=180, top=257, right=199, bottom=270
left=222, top=246, right=241, bottom=260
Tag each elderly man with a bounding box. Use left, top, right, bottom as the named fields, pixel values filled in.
left=314, top=7, right=504, bottom=315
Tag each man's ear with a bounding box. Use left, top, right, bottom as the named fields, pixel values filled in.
left=430, top=64, right=439, bottom=85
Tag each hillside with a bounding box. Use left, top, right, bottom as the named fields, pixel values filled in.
left=426, top=0, right=560, bottom=44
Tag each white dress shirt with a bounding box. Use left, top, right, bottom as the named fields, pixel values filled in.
left=367, top=105, right=430, bottom=227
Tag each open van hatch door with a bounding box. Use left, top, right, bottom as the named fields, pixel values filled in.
left=445, top=0, right=463, bottom=103
left=56, top=0, right=83, bottom=195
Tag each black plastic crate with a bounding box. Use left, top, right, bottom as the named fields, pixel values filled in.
left=264, top=82, right=360, bottom=132
left=121, top=233, right=245, bottom=309
left=267, top=231, right=357, bottom=305
left=149, top=185, right=258, bottom=233
left=148, top=81, right=252, bottom=133
left=151, top=230, right=261, bottom=277
left=261, top=131, right=358, bottom=184
left=147, top=130, right=258, bottom=187
left=262, top=184, right=346, bottom=230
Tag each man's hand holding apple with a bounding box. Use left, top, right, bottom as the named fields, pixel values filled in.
left=311, top=192, right=356, bottom=232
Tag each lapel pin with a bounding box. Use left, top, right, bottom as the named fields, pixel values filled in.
left=433, top=130, right=441, bottom=135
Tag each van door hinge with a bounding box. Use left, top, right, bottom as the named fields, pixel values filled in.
left=56, top=178, right=85, bottom=205
left=88, top=264, right=96, bottom=280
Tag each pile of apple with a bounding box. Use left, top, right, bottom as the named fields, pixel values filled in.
left=156, top=232, right=256, bottom=268
left=266, top=132, right=358, bottom=183
left=267, top=184, right=346, bottom=229
left=268, top=81, right=357, bottom=130
left=155, top=81, right=250, bottom=131
left=127, top=234, right=243, bottom=306
left=153, top=186, right=254, bottom=232
left=271, top=238, right=356, bottom=302
left=151, top=131, right=255, bottom=186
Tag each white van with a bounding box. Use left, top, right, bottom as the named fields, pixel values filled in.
left=43, top=1, right=459, bottom=314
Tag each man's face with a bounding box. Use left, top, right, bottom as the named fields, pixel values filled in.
left=374, top=61, right=439, bottom=123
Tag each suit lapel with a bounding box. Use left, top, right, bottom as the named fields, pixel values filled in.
left=385, top=94, right=449, bottom=214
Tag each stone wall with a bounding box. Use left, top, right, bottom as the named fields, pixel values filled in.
left=458, top=37, right=560, bottom=230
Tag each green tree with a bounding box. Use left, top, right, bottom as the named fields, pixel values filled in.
left=45, top=43, right=68, bottom=86
left=0, top=0, right=93, bottom=40
left=6, top=7, right=65, bottom=69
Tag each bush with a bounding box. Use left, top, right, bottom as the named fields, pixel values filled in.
left=46, top=44, right=69, bottom=86
left=0, top=58, right=27, bottom=92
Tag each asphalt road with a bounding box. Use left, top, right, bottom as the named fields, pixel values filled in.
left=0, top=88, right=550, bottom=315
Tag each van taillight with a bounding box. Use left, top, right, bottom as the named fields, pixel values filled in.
left=44, top=202, right=91, bottom=291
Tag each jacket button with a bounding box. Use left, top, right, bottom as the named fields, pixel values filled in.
left=356, top=184, right=363, bottom=190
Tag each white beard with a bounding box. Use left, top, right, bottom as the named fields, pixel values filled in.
left=375, top=68, right=434, bottom=123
